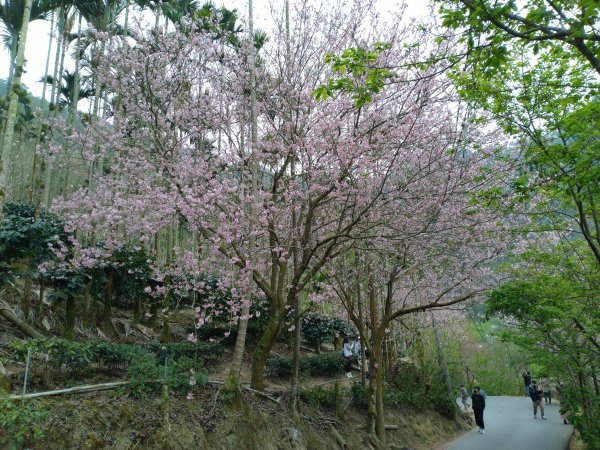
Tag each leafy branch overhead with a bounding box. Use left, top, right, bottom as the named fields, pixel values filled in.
left=312, top=42, right=395, bottom=107
left=436, top=0, right=600, bottom=76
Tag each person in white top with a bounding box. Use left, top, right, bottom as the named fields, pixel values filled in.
left=343, top=336, right=354, bottom=378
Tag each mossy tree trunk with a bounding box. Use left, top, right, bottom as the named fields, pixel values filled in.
left=35, top=277, right=45, bottom=325
left=103, top=268, right=116, bottom=336
left=64, top=295, right=76, bottom=340
left=22, top=273, right=32, bottom=321
left=133, top=297, right=143, bottom=324
left=250, top=308, right=283, bottom=391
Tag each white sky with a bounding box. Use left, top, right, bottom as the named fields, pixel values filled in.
left=0, top=0, right=431, bottom=99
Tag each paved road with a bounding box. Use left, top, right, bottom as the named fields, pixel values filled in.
left=443, top=396, right=573, bottom=450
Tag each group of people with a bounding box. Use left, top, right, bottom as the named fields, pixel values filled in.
left=523, top=370, right=569, bottom=424
left=460, top=385, right=487, bottom=433
left=457, top=369, right=569, bottom=436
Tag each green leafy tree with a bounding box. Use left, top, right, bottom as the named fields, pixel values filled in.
left=0, top=202, right=67, bottom=319
left=436, top=0, right=600, bottom=76
left=488, top=240, right=600, bottom=446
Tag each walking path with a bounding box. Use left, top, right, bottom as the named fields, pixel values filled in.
left=443, top=396, right=573, bottom=450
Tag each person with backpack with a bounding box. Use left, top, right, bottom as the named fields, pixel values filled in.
left=529, top=380, right=547, bottom=420
left=471, top=386, right=486, bottom=434
left=522, top=370, right=532, bottom=397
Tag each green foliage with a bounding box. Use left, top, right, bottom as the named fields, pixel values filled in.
left=386, top=363, right=456, bottom=419
left=435, top=0, right=600, bottom=79
left=145, top=341, right=223, bottom=363
left=488, top=239, right=600, bottom=446
left=299, top=385, right=342, bottom=409
left=301, top=314, right=354, bottom=347
left=350, top=381, right=369, bottom=408
left=313, top=42, right=394, bottom=107
left=0, top=202, right=66, bottom=285
left=106, top=245, right=153, bottom=307
left=9, top=339, right=223, bottom=379
left=42, top=266, right=91, bottom=303
left=0, top=395, right=48, bottom=449
left=10, top=339, right=94, bottom=376
left=125, top=354, right=207, bottom=399
left=266, top=351, right=346, bottom=378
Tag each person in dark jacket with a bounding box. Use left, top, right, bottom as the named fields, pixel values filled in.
left=471, top=386, right=486, bottom=434
left=522, top=370, right=532, bottom=397
left=529, top=381, right=547, bottom=420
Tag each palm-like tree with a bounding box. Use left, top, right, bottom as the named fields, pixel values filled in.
left=41, top=69, right=93, bottom=111
left=0, top=0, right=58, bottom=98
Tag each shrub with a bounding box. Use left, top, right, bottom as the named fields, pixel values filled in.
left=301, top=314, right=354, bottom=350
left=126, top=354, right=207, bottom=399
left=266, top=351, right=346, bottom=378
left=0, top=395, right=48, bottom=449
left=90, top=342, right=139, bottom=369
left=303, top=352, right=346, bottom=376
left=350, top=381, right=369, bottom=408
left=145, top=341, right=223, bottom=363
left=10, top=339, right=223, bottom=380
left=11, top=339, right=94, bottom=376
left=299, top=386, right=340, bottom=408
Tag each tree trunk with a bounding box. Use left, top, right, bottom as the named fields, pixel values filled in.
left=0, top=0, right=35, bottom=203
left=22, top=274, right=32, bottom=320
left=290, top=291, right=301, bottom=414
left=28, top=11, right=54, bottom=205
left=250, top=309, right=283, bottom=391
left=374, top=328, right=386, bottom=444
left=69, top=13, right=83, bottom=124
left=35, top=277, right=45, bottom=324
left=64, top=296, right=76, bottom=340
left=0, top=304, right=44, bottom=338
left=133, top=297, right=142, bottom=324
left=431, top=311, right=453, bottom=397
left=103, top=269, right=115, bottom=336
left=227, top=0, right=259, bottom=386
left=82, top=280, right=93, bottom=328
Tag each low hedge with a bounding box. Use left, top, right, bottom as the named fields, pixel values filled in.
left=9, top=339, right=224, bottom=376
left=266, top=351, right=346, bottom=378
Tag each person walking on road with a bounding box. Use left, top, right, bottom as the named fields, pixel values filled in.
left=472, top=386, right=486, bottom=434
left=522, top=370, right=532, bottom=397
left=460, top=386, right=470, bottom=411
left=529, top=381, right=547, bottom=420
left=540, top=377, right=552, bottom=405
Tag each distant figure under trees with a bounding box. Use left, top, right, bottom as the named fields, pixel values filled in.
left=342, top=336, right=354, bottom=378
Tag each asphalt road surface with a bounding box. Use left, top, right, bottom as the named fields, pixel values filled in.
left=443, top=396, right=573, bottom=450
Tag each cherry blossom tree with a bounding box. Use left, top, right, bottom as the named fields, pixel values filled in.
left=43, top=1, right=515, bottom=405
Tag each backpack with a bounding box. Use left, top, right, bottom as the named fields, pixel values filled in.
left=530, top=387, right=541, bottom=401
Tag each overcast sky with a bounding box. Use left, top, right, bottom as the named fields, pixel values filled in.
left=0, top=0, right=431, bottom=99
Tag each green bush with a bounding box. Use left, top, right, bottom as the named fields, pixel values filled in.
left=299, top=386, right=341, bottom=408
left=91, top=342, right=139, bottom=369
left=9, top=339, right=223, bottom=380
left=145, top=341, right=223, bottom=363
left=385, top=362, right=457, bottom=419
left=11, top=339, right=94, bottom=376
left=350, top=381, right=369, bottom=408
left=126, top=354, right=207, bottom=399
left=0, top=395, right=48, bottom=449
left=303, top=352, right=346, bottom=376
left=301, top=314, right=354, bottom=348
left=266, top=351, right=346, bottom=378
